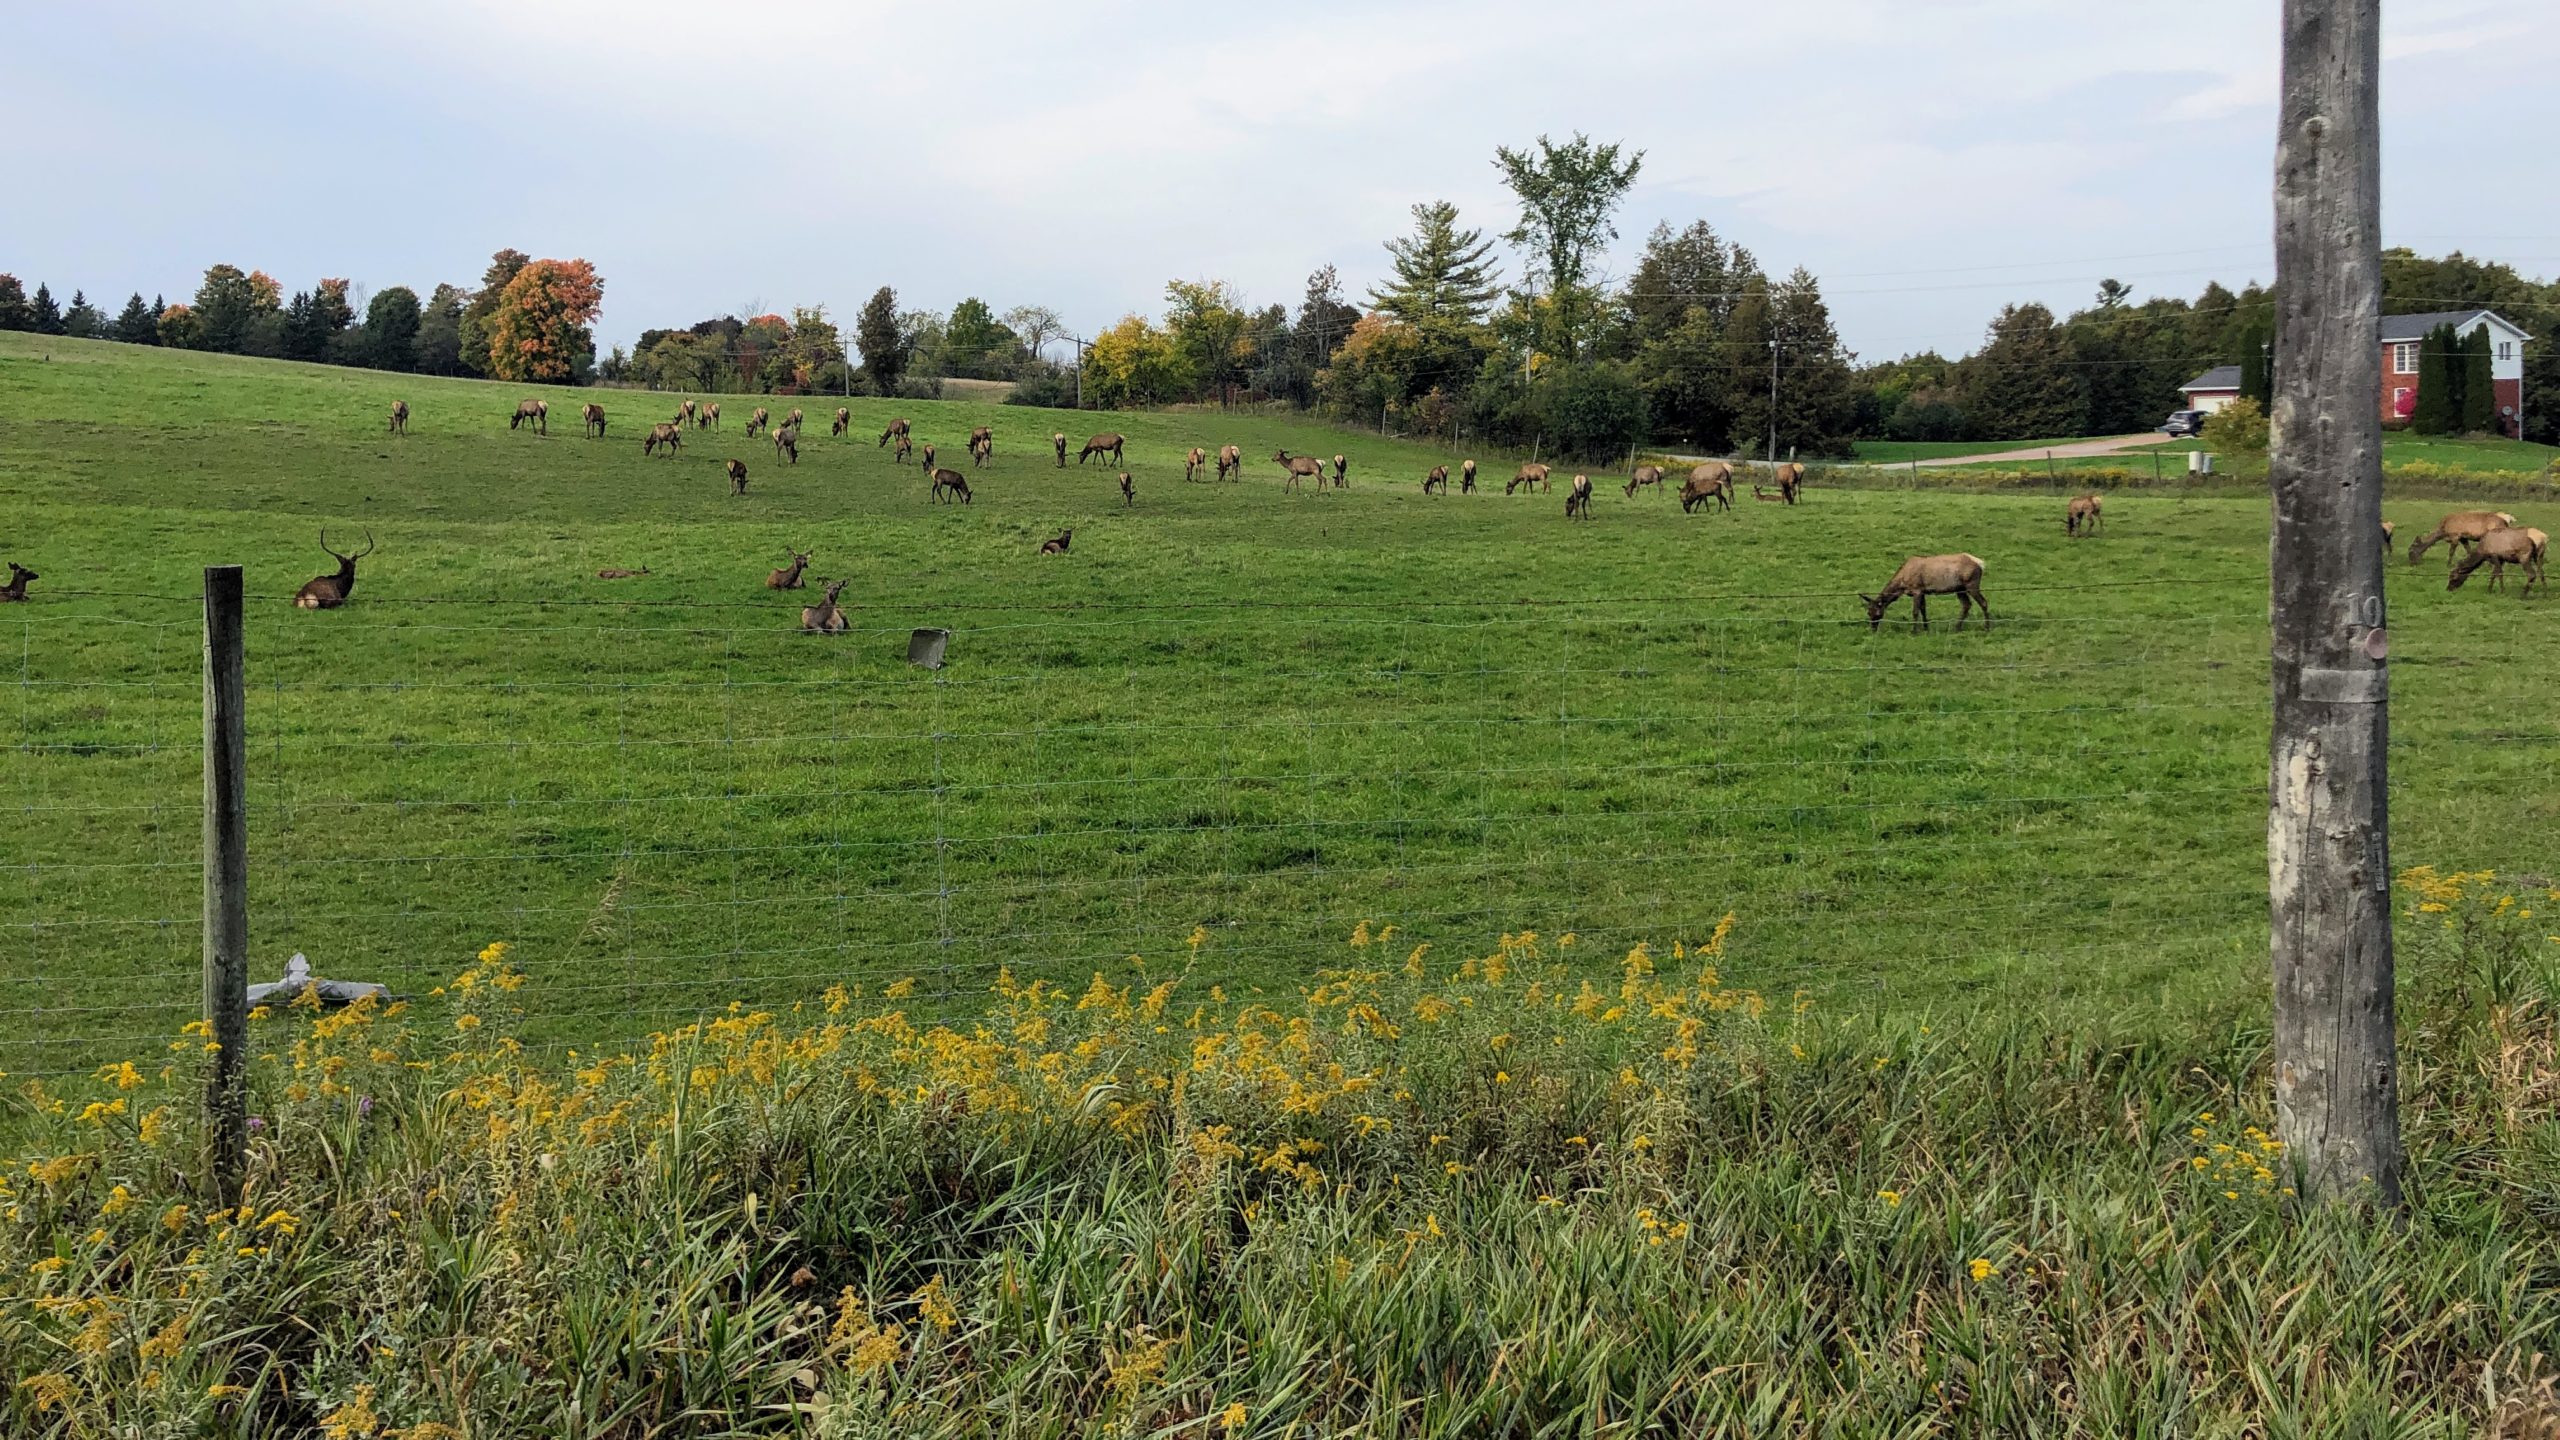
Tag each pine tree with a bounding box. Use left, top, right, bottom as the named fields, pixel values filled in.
left=2409, top=322, right=2458, bottom=434
left=2460, top=325, right=2497, bottom=434
left=1956, top=303, right=2088, bottom=441
left=113, top=293, right=157, bottom=344
left=2236, top=322, right=2273, bottom=408
left=62, top=290, right=103, bottom=338
left=0, top=275, right=27, bottom=330
left=30, top=283, right=62, bottom=335
left=1368, top=201, right=1503, bottom=327
left=854, top=286, right=908, bottom=394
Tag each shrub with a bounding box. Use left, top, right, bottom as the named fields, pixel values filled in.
left=2200, top=396, right=2269, bottom=459
left=1005, top=366, right=1077, bottom=409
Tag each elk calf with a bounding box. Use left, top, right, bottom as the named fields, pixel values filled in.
left=2448, top=526, right=2546, bottom=597
left=645, top=423, right=683, bottom=456
left=801, top=578, right=849, bottom=635
left=1565, top=474, right=1594, bottom=520
left=388, top=400, right=409, bottom=435
left=510, top=399, right=548, bottom=434
left=595, top=566, right=650, bottom=580
left=928, top=467, right=972, bottom=503
left=582, top=402, right=607, bottom=438
left=1040, top=528, right=1073, bottom=554
left=1862, top=554, right=1990, bottom=632
left=727, top=459, right=750, bottom=494
left=766, top=550, right=810, bottom=589
left=293, top=529, right=375, bottom=610
left=0, top=562, right=36, bottom=602
left=2066, top=493, right=2103, bottom=537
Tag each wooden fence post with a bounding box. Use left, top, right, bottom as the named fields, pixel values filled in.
left=202, top=565, right=249, bottom=1207
left=2268, top=0, right=2402, bottom=1207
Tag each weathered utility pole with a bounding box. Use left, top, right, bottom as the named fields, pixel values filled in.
left=2267, top=0, right=2402, bottom=1207
left=202, top=565, right=249, bottom=1207
left=1766, top=339, right=1779, bottom=463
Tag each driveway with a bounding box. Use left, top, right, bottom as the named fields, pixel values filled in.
left=1909, top=434, right=2167, bottom=467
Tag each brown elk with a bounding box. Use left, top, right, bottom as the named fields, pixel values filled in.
left=970, top=434, right=992, bottom=468
left=510, top=399, right=548, bottom=434
left=766, top=550, right=811, bottom=589
left=1565, top=474, right=1594, bottom=520
left=928, top=467, right=972, bottom=504
left=2407, top=510, right=2519, bottom=568
left=1506, top=462, right=1551, bottom=496
left=0, top=562, right=36, bottom=602
left=900, top=435, right=919, bottom=466
left=2381, top=520, right=2396, bottom=546
left=1771, top=462, right=1805, bottom=504
left=878, top=418, right=909, bottom=448
left=727, top=459, right=750, bottom=495
left=1862, top=554, right=1990, bottom=632
left=293, top=530, right=375, bottom=610
left=679, top=399, right=698, bottom=427
left=2448, top=526, right=2546, bottom=597
left=967, top=425, right=992, bottom=456
left=1217, top=443, right=1242, bottom=482
left=1332, top=454, right=1349, bottom=488
left=582, top=402, right=607, bottom=438
left=1120, top=471, right=1135, bottom=506
left=1624, top=464, right=1666, bottom=499
left=388, top=400, right=409, bottom=436
left=831, top=407, right=851, bottom=437
left=1053, top=432, right=1070, bottom=468
left=747, top=407, right=770, bottom=438
left=1040, top=528, right=1074, bottom=554
left=786, top=409, right=804, bottom=431
left=1079, top=433, right=1126, bottom=466
left=645, top=422, right=683, bottom=456
left=1274, top=449, right=1325, bottom=491
left=698, top=402, right=721, bottom=431
left=1680, top=463, right=1734, bottom=513
left=1461, top=459, right=1477, bottom=493
left=1424, top=465, right=1448, bottom=495
left=801, top=578, right=850, bottom=635
left=1185, top=446, right=1208, bottom=482
left=773, top=426, right=800, bottom=464
left=2066, top=493, right=2104, bottom=537
left=1752, top=485, right=1786, bottom=502
left=595, top=566, right=650, bottom=580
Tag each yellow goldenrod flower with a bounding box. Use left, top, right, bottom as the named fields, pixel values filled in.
left=1879, top=1189, right=1903, bottom=1207
left=1968, top=1259, right=1995, bottom=1282
left=1221, top=1401, right=1249, bottom=1431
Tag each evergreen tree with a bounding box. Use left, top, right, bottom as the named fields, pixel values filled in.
left=113, top=293, right=157, bottom=344
left=854, top=286, right=909, bottom=394
left=62, top=290, right=103, bottom=338
left=2236, top=322, right=2273, bottom=408
left=1369, top=201, right=1503, bottom=326
left=2409, top=322, right=2459, bottom=434
left=361, top=286, right=421, bottom=372
left=413, top=284, right=467, bottom=375
left=30, top=284, right=62, bottom=335
left=1956, top=303, right=2088, bottom=441
left=1766, top=268, right=1859, bottom=457
left=1622, top=220, right=1744, bottom=335
left=455, top=249, right=529, bottom=376
left=2460, top=325, right=2497, bottom=434
left=0, top=275, right=27, bottom=330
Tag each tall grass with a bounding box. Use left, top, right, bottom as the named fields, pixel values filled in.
left=4, top=871, right=2556, bottom=1436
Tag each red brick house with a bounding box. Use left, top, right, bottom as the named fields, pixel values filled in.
left=2181, top=308, right=2530, bottom=437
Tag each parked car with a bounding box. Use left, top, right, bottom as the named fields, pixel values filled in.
left=2160, top=410, right=2210, bottom=438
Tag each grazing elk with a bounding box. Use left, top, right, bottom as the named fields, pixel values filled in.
left=727, top=459, right=750, bottom=495
left=878, top=418, right=909, bottom=448
left=801, top=578, right=850, bottom=635
left=1624, top=464, right=1666, bottom=499
left=1332, top=454, right=1349, bottom=488
left=786, top=409, right=805, bottom=431
left=699, top=402, right=721, bottom=431
left=1120, top=471, right=1135, bottom=506
left=1506, top=462, right=1551, bottom=496
left=899, top=436, right=918, bottom=466
left=928, top=467, right=972, bottom=503
left=766, top=550, right=811, bottom=589
left=1461, top=459, right=1477, bottom=493
left=1186, top=446, right=1208, bottom=482
left=1565, top=474, right=1594, bottom=520
left=1274, top=449, right=1325, bottom=491
left=970, top=434, right=991, bottom=468
left=645, top=423, right=683, bottom=456
left=967, top=425, right=992, bottom=457
left=2448, top=526, right=2546, bottom=597
left=832, top=407, right=851, bottom=437
left=1053, top=432, right=1070, bottom=468
left=0, top=562, right=37, bottom=602
left=2407, top=510, right=2519, bottom=568
left=293, top=529, right=375, bottom=610
left=595, top=566, right=650, bottom=580
left=1079, top=432, right=1126, bottom=466
left=1679, top=463, right=1734, bottom=513
left=1771, top=462, right=1805, bottom=504
left=2381, top=520, right=2396, bottom=546
left=679, top=399, right=697, bottom=427
left=1424, top=465, right=1448, bottom=495
left=2066, top=493, right=2104, bottom=537
left=1217, top=444, right=1242, bottom=482
left=1862, top=554, right=1991, bottom=633
left=510, top=399, right=548, bottom=434
left=1040, top=528, right=1073, bottom=554
left=582, top=402, right=607, bottom=438
left=388, top=400, right=409, bottom=436
left=747, top=407, right=770, bottom=438
left=773, top=426, right=800, bottom=464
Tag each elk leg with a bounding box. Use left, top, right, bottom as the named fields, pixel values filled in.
left=1971, top=582, right=1991, bottom=630
left=1910, top=593, right=1928, bottom=631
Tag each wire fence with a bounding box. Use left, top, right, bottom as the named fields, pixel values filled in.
left=4, top=573, right=2550, bottom=1078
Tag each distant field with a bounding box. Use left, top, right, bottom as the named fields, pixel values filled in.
left=1850, top=438, right=2099, bottom=464
left=2, top=333, right=2554, bottom=1075
left=1854, top=431, right=2560, bottom=474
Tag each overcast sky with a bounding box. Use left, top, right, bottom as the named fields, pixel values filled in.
left=8, top=1, right=2556, bottom=363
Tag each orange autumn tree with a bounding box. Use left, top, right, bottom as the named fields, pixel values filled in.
left=483, top=258, right=604, bottom=383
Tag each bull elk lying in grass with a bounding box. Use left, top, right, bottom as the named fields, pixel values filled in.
left=801, top=578, right=849, bottom=635
left=1053, top=432, right=1069, bottom=468
left=832, top=408, right=851, bottom=437
left=1565, top=474, right=1594, bottom=520
left=2407, top=510, right=2519, bottom=568
left=1863, top=554, right=1990, bottom=632
left=1274, top=450, right=1325, bottom=492
left=1680, top=463, right=1734, bottom=513
left=293, top=529, right=375, bottom=610
left=645, top=423, right=683, bottom=457
left=1507, top=463, right=1551, bottom=496
left=0, top=561, right=37, bottom=602
left=766, top=550, right=811, bottom=589
left=1624, top=464, right=1665, bottom=498
left=594, top=566, right=650, bottom=580
left=582, top=402, right=607, bottom=438
left=510, top=399, right=548, bottom=435
left=2448, top=526, right=2547, bottom=597
left=388, top=400, right=409, bottom=435
left=1217, top=444, right=1242, bottom=482
left=2066, top=493, right=2104, bottom=536
left=1040, top=528, right=1073, bottom=554
left=1424, top=465, right=1448, bottom=495
left=1079, top=433, right=1126, bottom=466
left=879, top=419, right=909, bottom=448
left=928, top=467, right=972, bottom=504
left=727, top=459, right=749, bottom=495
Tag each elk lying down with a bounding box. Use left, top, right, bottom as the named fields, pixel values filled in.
left=1040, top=528, right=1073, bottom=554
left=2407, top=511, right=2518, bottom=567
left=1565, top=474, right=1594, bottom=520
left=801, top=578, right=849, bottom=635
left=1863, top=554, right=1989, bottom=632
left=2066, top=493, right=2103, bottom=536
left=766, top=550, right=811, bottom=589
left=0, top=562, right=36, bottom=602
left=2448, top=526, right=2546, bottom=597
left=594, top=566, right=650, bottom=580
left=928, top=467, right=972, bottom=503
left=294, top=529, right=375, bottom=610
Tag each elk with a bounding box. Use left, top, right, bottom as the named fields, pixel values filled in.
left=766, top=550, right=811, bottom=589
left=1217, top=444, right=1242, bottom=482
left=970, top=434, right=991, bottom=468
left=1771, top=462, right=1805, bottom=504
left=801, top=578, right=849, bottom=635
left=1274, top=449, right=1325, bottom=491
left=595, top=566, right=650, bottom=580
left=582, top=402, right=607, bottom=438
left=0, top=562, right=36, bottom=602
left=1424, top=465, right=1448, bottom=495
left=747, top=407, right=770, bottom=438
left=878, top=418, right=909, bottom=448
left=1052, top=432, right=1069, bottom=468
left=1680, top=463, right=1734, bottom=513
left=1079, top=432, right=1126, bottom=466
left=679, top=399, right=698, bottom=427
left=1506, top=462, right=1551, bottom=496
left=773, top=426, right=800, bottom=464
left=1862, top=554, right=1990, bottom=633
left=510, top=399, right=548, bottom=434
left=2066, top=493, right=2104, bottom=537
left=831, top=407, right=851, bottom=437
left=1120, top=471, right=1135, bottom=506
left=388, top=400, right=409, bottom=435
left=1752, top=485, right=1786, bottom=502
left=2407, top=510, right=2519, bottom=568
left=967, top=425, right=993, bottom=457
left=727, top=459, right=750, bottom=495
left=645, top=422, right=683, bottom=457
left=2448, top=526, right=2546, bottom=597
left=1332, top=454, right=1349, bottom=488
left=2381, top=520, right=2396, bottom=546
left=900, top=436, right=919, bottom=466
left=698, top=402, right=721, bottom=431
left=1461, top=459, right=1477, bottom=493
left=292, top=529, right=375, bottom=610
left=1565, top=474, right=1594, bottom=520
left=786, top=408, right=805, bottom=431
left=1624, top=464, right=1665, bottom=499
left=1040, top=528, right=1074, bottom=554
left=1186, top=446, right=1208, bottom=482
left=928, top=467, right=973, bottom=503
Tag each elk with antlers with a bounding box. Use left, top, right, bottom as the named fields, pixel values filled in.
left=2448, top=526, right=2546, bottom=597
left=831, top=407, right=851, bottom=437
left=2066, top=493, right=2104, bottom=537
left=928, top=467, right=972, bottom=504
left=1040, top=528, right=1073, bottom=554
left=1862, top=554, right=1990, bottom=632
left=2407, top=510, right=2519, bottom=568
left=581, top=402, right=606, bottom=438
left=293, top=530, right=375, bottom=610
left=1624, top=464, right=1665, bottom=499
left=1186, top=446, right=1208, bottom=482
left=766, top=550, right=811, bottom=589
left=1217, top=444, right=1242, bottom=482
left=0, top=562, right=36, bottom=602
left=727, top=459, right=750, bottom=495
left=1424, top=465, right=1448, bottom=495
left=878, top=418, right=909, bottom=449
left=1680, top=463, right=1734, bottom=513
left=388, top=400, right=409, bottom=436
left=1565, top=474, right=1594, bottom=520
left=1274, top=449, right=1325, bottom=492
left=773, top=426, right=800, bottom=465
left=1079, top=432, right=1126, bottom=466
left=801, top=578, right=849, bottom=635
left=645, top=422, right=683, bottom=457
left=1506, top=462, right=1551, bottom=496
left=510, top=399, right=548, bottom=434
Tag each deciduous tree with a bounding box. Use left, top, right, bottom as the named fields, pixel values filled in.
left=1492, top=132, right=1643, bottom=361
left=361, top=286, right=421, bottom=371
left=483, top=258, right=603, bottom=384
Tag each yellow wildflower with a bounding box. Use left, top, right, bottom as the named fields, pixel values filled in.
left=1968, top=1259, right=1995, bottom=1282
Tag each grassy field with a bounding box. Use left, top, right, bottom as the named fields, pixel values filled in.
left=1853, top=430, right=2560, bottom=474
left=2, top=333, right=2556, bottom=1078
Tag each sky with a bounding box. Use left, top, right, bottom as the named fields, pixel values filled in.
left=7, top=1, right=2557, bottom=364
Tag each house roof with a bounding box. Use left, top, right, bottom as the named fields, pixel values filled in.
left=2181, top=365, right=2241, bottom=393
left=2380, top=309, right=2534, bottom=343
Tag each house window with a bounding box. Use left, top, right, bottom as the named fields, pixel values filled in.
left=2499, top=340, right=2514, bottom=362
left=2392, top=387, right=2412, bottom=418
left=2391, top=342, right=2418, bottom=374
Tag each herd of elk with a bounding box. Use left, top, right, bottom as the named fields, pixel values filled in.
left=2448, top=526, right=2547, bottom=597
left=1565, top=474, right=1594, bottom=520
left=766, top=550, right=810, bottom=589
left=726, top=459, right=749, bottom=495
left=1079, top=433, right=1126, bottom=466
left=1274, top=449, right=1326, bottom=491
left=2066, top=493, right=2104, bottom=537
left=1040, top=528, right=1073, bottom=554
left=800, top=578, right=849, bottom=635
left=582, top=402, right=607, bottom=438
left=510, top=399, right=548, bottom=434
left=388, top=400, right=409, bottom=435
left=293, top=529, right=375, bottom=611
left=1679, top=463, right=1735, bottom=513
left=0, top=562, right=36, bottom=602
left=645, top=422, right=683, bottom=457
left=1863, top=554, right=1990, bottom=632
left=1507, top=462, right=1551, bottom=496
left=928, top=467, right=972, bottom=503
